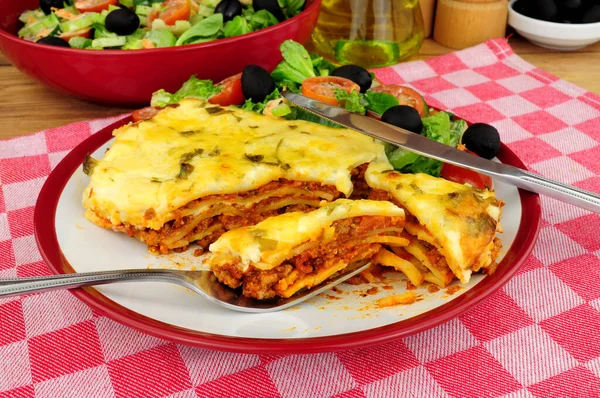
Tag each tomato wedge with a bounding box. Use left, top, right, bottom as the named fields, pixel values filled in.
left=74, top=0, right=117, bottom=13
left=132, top=107, right=160, bottom=122
left=148, top=0, right=191, bottom=26
left=441, top=148, right=493, bottom=190
left=209, top=73, right=245, bottom=106
left=59, top=28, right=92, bottom=40
left=369, top=85, right=427, bottom=116
left=301, top=76, right=360, bottom=106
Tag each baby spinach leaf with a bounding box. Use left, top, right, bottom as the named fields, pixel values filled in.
left=176, top=13, right=223, bottom=46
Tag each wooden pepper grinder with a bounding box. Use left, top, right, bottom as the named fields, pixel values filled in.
left=420, top=0, right=436, bottom=37
left=433, top=0, right=508, bottom=49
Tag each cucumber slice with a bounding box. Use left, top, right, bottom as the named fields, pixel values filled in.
left=20, top=13, right=61, bottom=38
left=170, top=20, right=191, bottom=36
left=270, top=103, right=292, bottom=117
left=92, top=36, right=127, bottom=48
left=19, top=10, right=45, bottom=24
left=197, top=5, right=217, bottom=18
left=129, top=28, right=146, bottom=39
left=135, top=5, right=153, bottom=16
left=92, top=22, right=116, bottom=39
left=122, top=37, right=144, bottom=49
left=145, top=28, right=176, bottom=48
left=69, top=36, right=92, bottom=49
left=61, top=13, right=103, bottom=33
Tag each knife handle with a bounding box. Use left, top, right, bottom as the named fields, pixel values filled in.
left=504, top=169, right=600, bottom=214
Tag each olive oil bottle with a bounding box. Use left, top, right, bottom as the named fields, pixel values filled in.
left=311, top=0, right=425, bottom=68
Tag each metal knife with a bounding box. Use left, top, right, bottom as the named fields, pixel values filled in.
left=282, top=91, right=600, bottom=214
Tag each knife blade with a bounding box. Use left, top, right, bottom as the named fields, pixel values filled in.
left=282, top=91, right=600, bottom=214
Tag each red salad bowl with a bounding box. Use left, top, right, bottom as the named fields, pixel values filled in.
left=0, top=0, right=321, bottom=105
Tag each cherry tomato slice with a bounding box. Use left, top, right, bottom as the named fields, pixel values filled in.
left=209, top=73, right=245, bottom=106
left=301, top=76, right=360, bottom=106
left=59, top=28, right=92, bottom=40
left=74, top=0, right=117, bottom=13
left=148, top=0, right=191, bottom=26
left=440, top=163, right=492, bottom=190
left=132, top=107, right=160, bottom=122
left=441, top=148, right=493, bottom=190
left=369, top=85, right=427, bottom=116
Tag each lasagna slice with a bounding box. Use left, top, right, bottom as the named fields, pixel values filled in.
left=208, top=199, right=407, bottom=299
left=366, top=163, right=503, bottom=284
left=82, top=99, right=390, bottom=254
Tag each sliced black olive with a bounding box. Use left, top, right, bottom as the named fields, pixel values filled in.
left=381, top=105, right=423, bottom=134
left=37, top=36, right=70, bottom=47
left=582, top=4, right=600, bottom=23
left=532, top=0, right=558, bottom=21
left=253, top=0, right=286, bottom=21
left=331, top=65, right=372, bottom=93
left=215, top=0, right=243, bottom=22
left=40, top=0, right=64, bottom=15
left=242, top=65, right=275, bottom=102
left=461, top=123, right=501, bottom=160
left=105, top=8, right=140, bottom=36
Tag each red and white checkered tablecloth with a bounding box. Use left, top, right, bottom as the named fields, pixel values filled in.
left=1, top=38, right=600, bottom=398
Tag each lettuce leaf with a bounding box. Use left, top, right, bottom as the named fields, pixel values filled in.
left=364, top=91, right=399, bottom=115
left=240, top=89, right=282, bottom=114
left=334, top=89, right=367, bottom=114
left=386, top=111, right=460, bottom=176
left=150, top=76, right=221, bottom=107
left=271, top=40, right=316, bottom=85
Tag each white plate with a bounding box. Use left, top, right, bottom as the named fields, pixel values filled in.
left=36, top=118, right=541, bottom=353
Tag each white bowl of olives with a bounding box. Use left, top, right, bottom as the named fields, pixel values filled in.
left=508, top=0, right=600, bottom=50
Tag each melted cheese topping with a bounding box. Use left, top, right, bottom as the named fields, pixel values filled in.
left=209, top=199, right=405, bottom=271
left=82, top=99, right=389, bottom=230
left=365, top=163, right=502, bottom=283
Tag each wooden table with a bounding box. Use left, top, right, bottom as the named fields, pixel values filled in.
left=1, top=36, right=599, bottom=138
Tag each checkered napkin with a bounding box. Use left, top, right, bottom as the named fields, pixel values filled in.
left=1, top=38, right=600, bottom=398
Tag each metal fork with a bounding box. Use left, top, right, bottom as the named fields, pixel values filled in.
left=0, top=261, right=371, bottom=313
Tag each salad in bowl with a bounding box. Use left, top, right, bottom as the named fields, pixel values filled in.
left=18, top=0, right=305, bottom=49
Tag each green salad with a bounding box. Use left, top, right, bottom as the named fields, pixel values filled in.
left=19, top=0, right=304, bottom=49
left=147, top=40, right=472, bottom=178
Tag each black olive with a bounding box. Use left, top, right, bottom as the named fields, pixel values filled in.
left=512, top=0, right=528, bottom=15
left=242, top=65, right=275, bottom=102
left=215, top=0, right=243, bottom=22
left=512, top=0, right=537, bottom=17
left=532, top=0, right=558, bottom=21
left=461, top=123, right=501, bottom=160
left=331, top=65, right=372, bottom=93
left=555, top=0, right=584, bottom=22
left=562, top=0, right=582, bottom=9
left=37, top=36, right=70, bottom=47
left=40, top=0, right=64, bottom=15
left=582, top=4, right=600, bottom=23
left=381, top=105, right=423, bottom=134
left=105, top=8, right=140, bottom=36
left=253, top=0, right=286, bottom=21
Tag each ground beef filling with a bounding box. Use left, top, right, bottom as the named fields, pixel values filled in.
left=112, top=181, right=343, bottom=254
left=107, top=166, right=372, bottom=254
left=212, top=215, right=405, bottom=300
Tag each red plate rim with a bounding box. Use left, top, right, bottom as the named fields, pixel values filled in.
left=34, top=116, right=542, bottom=354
